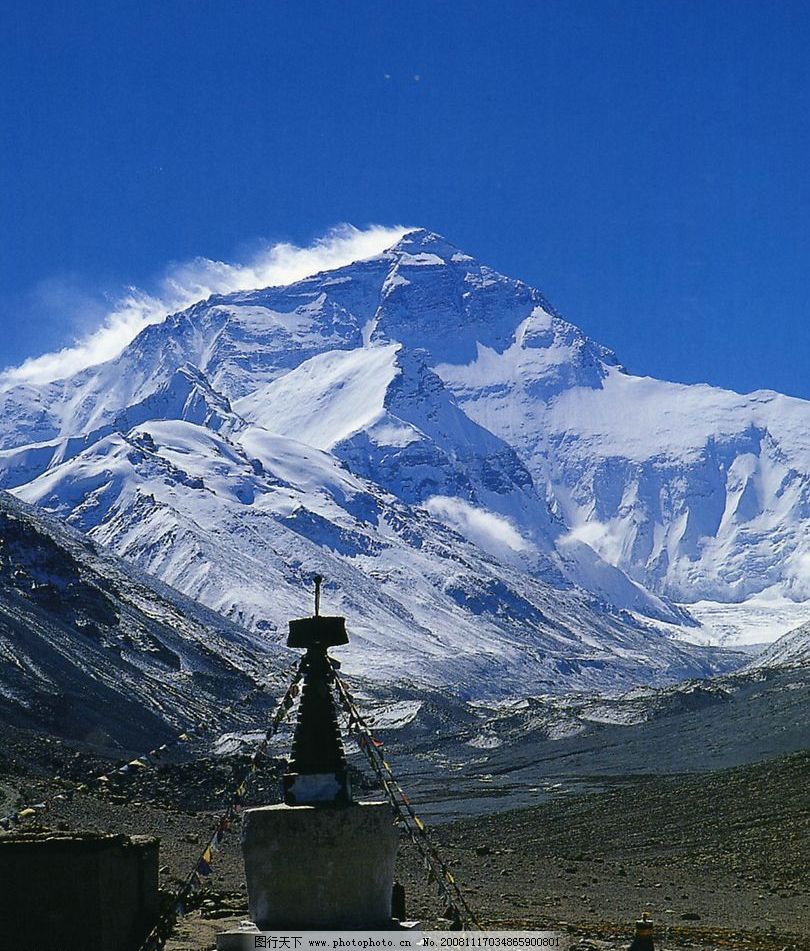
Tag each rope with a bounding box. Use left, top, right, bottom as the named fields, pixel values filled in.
left=0, top=733, right=191, bottom=830
left=330, top=663, right=481, bottom=930
left=138, top=658, right=305, bottom=951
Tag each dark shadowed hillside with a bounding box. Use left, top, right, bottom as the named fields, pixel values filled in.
left=0, top=491, right=291, bottom=748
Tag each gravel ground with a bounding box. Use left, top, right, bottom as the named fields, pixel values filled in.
left=1, top=728, right=807, bottom=951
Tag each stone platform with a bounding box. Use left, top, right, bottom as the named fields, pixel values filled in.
left=239, top=800, right=399, bottom=931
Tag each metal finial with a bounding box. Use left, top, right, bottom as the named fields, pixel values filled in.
left=313, top=574, right=323, bottom=617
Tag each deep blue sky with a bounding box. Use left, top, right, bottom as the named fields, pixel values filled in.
left=2, top=1, right=809, bottom=397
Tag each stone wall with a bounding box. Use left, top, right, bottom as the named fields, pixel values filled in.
left=0, top=830, right=159, bottom=951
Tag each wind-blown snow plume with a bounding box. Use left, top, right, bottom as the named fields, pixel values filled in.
left=0, top=224, right=409, bottom=389
left=426, top=496, right=530, bottom=555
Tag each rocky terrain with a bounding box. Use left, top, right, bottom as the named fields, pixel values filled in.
left=350, top=665, right=810, bottom=822
left=1, top=736, right=806, bottom=951
left=1, top=661, right=807, bottom=951
left=401, top=751, right=810, bottom=950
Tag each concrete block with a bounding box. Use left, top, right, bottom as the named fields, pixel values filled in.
left=241, top=801, right=398, bottom=929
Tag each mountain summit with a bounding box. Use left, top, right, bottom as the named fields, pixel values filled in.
left=1, top=229, right=807, bottom=690
left=385, top=228, right=465, bottom=259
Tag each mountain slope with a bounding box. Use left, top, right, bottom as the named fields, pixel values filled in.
left=445, top=358, right=810, bottom=604
left=0, top=490, right=289, bottom=747
left=12, top=417, right=732, bottom=696
left=235, top=342, right=686, bottom=623
left=749, top=620, right=810, bottom=668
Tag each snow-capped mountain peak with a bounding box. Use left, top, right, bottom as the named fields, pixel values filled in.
left=3, top=228, right=808, bottom=693
left=384, top=227, right=465, bottom=260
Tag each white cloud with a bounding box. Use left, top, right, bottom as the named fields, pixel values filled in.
left=425, top=495, right=530, bottom=554
left=0, top=224, right=409, bottom=390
